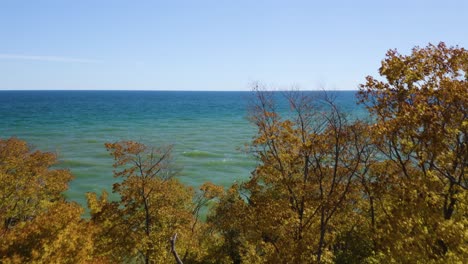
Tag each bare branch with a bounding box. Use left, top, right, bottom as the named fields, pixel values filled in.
left=170, top=233, right=183, bottom=264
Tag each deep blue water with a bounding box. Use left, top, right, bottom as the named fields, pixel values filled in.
left=0, top=90, right=363, bottom=205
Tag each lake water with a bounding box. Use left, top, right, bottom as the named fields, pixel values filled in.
left=0, top=90, right=364, bottom=206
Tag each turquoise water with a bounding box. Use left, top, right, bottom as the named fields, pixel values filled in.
left=0, top=91, right=362, bottom=206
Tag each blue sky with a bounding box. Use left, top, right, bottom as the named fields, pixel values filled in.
left=1, top=0, right=467, bottom=91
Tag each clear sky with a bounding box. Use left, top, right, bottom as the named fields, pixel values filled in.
left=1, top=0, right=467, bottom=91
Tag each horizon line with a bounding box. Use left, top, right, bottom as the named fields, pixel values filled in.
left=0, top=89, right=360, bottom=92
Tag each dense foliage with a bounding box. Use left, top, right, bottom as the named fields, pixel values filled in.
left=1, top=43, right=466, bottom=263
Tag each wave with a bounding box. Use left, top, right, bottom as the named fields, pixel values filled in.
left=181, top=150, right=223, bottom=158
left=59, top=159, right=101, bottom=168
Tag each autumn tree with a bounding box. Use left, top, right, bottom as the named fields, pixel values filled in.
left=209, top=89, right=374, bottom=263
left=88, top=141, right=215, bottom=264
left=0, top=137, right=96, bottom=263
left=358, top=42, right=468, bottom=262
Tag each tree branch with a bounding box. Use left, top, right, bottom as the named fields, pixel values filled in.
left=170, top=233, right=183, bottom=264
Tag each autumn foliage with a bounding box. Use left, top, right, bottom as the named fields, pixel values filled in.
left=357, top=42, right=467, bottom=263
left=0, top=42, right=466, bottom=263
left=0, top=138, right=96, bottom=263
left=87, top=141, right=207, bottom=263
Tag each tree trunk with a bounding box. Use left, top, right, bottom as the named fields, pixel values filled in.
left=317, top=207, right=326, bottom=263
left=170, top=233, right=183, bottom=264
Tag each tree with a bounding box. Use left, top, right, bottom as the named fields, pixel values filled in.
left=0, top=138, right=73, bottom=230
left=358, top=42, right=468, bottom=262
left=0, top=138, right=96, bottom=263
left=209, top=89, right=374, bottom=263
left=88, top=141, right=209, bottom=264
left=1, top=201, right=97, bottom=263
